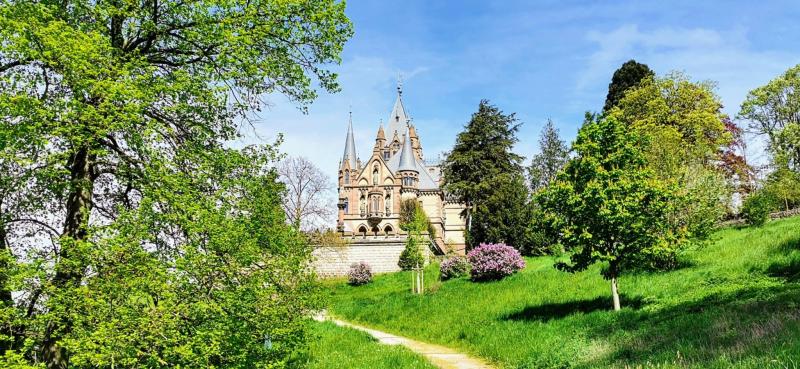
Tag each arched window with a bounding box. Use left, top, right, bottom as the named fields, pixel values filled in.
left=343, top=199, right=349, bottom=214
left=359, top=196, right=366, bottom=216
left=384, top=224, right=394, bottom=236
left=372, top=166, right=379, bottom=185
left=358, top=225, right=367, bottom=238
left=385, top=193, right=392, bottom=214
left=371, top=195, right=380, bottom=214
left=344, top=171, right=350, bottom=184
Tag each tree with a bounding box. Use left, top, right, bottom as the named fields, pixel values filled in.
left=469, top=173, right=531, bottom=251
left=528, top=120, right=570, bottom=192
left=766, top=167, right=800, bottom=211
left=442, top=100, right=524, bottom=249
left=739, top=64, right=800, bottom=171
left=539, top=117, right=684, bottom=311
left=278, top=156, right=335, bottom=231
left=610, top=72, right=734, bottom=241
left=603, top=59, right=654, bottom=112
left=398, top=200, right=430, bottom=270
left=0, top=1, right=351, bottom=368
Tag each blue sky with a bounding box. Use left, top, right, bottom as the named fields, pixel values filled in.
left=238, top=0, right=800, bottom=179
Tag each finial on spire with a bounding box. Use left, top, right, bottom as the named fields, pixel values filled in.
left=397, top=73, right=403, bottom=96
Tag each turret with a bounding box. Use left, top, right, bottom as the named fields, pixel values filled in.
left=340, top=112, right=358, bottom=186
left=374, top=123, right=386, bottom=155
left=397, top=125, right=419, bottom=193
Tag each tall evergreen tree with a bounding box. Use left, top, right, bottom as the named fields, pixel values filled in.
left=603, top=59, right=654, bottom=112
left=470, top=172, right=530, bottom=250
left=443, top=100, right=524, bottom=249
left=528, top=120, right=570, bottom=192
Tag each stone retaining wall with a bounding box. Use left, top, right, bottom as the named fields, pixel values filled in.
left=312, top=237, right=407, bottom=277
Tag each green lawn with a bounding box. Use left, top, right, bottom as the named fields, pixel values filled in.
left=306, top=321, right=436, bottom=369
left=324, top=216, right=800, bottom=369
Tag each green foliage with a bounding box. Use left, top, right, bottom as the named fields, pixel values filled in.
left=742, top=190, right=777, bottom=226
left=469, top=173, right=531, bottom=252
left=307, top=322, right=436, bottom=369
left=0, top=0, right=351, bottom=367
left=603, top=59, right=655, bottom=112
left=672, top=165, right=731, bottom=241
left=610, top=72, right=734, bottom=244
left=539, top=117, right=686, bottom=300
left=739, top=64, right=800, bottom=171
left=398, top=236, right=425, bottom=271
left=442, top=100, right=524, bottom=249
left=528, top=120, right=570, bottom=192
left=523, top=202, right=563, bottom=256
left=765, top=167, right=800, bottom=211
left=326, top=216, right=800, bottom=369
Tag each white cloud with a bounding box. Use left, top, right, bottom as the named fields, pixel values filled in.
left=577, top=24, right=798, bottom=165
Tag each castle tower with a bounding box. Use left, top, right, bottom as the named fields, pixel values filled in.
left=386, top=85, right=409, bottom=144
left=337, top=113, right=358, bottom=230
left=397, top=125, right=419, bottom=200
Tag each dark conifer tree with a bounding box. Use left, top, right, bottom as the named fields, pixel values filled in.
left=443, top=100, right=525, bottom=249
left=603, top=59, right=654, bottom=112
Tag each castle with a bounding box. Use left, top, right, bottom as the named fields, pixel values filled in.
left=334, top=86, right=467, bottom=257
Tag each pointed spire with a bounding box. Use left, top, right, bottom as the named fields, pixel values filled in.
left=386, top=83, right=409, bottom=140
left=397, top=125, right=417, bottom=173
left=341, top=112, right=357, bottom=169
left=376, top=122, right=385, bottom=140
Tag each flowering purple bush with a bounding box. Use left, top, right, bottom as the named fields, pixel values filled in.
left=467, top=243, right=525, bottom=281
left=347, top=261, right=373, bottom=286
left=440, top=255, right=470, bottom=280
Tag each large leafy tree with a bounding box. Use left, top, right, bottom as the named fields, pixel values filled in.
left=528, top=119, right=569, bottom=192
left=739, top=63, right=800, bottom=172
left=610, top=72, right=734, bottom=241
left=442, top=100, right=524, bottom=249
left=539, top=117, right=683, bottom=311
left=0, top=1, right=351, bottom=368
left=603, top=59, right=654, bottom=112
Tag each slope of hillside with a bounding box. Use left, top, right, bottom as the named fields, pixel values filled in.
left=325, top=216, right=800, bottom=368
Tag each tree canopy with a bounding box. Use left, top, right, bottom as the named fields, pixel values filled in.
left=539, top=117, right=684, bottom=311
left=603, top=59, right=654, bottom=112
left=442, top=100, right=524, bottom=249
left=739, top=63, right=800, bottom=171
left=0, top=1, right=352, bottom=368
left=528, top=119, right=570, bottom=192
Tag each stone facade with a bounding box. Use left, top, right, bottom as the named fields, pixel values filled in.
left=328, top=86, right=467, bottom=275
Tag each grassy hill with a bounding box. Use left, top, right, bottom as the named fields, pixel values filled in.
left=323, top=216, right=800, bottom=368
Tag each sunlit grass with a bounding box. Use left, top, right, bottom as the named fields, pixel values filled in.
left=306, top=321, right=436, bottom=369
left=324, top=216, right=800, bottom=368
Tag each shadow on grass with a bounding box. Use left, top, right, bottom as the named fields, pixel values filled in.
left=504, top=295, right=646, bottom=322
left=765, top=235, right=800, bottom=282
left=578, top=284, right=800, bottom=368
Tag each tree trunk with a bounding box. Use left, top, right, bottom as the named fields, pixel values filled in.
left=42, top=145, right=95, bottom=369
left=786, top=198, right=790, bottom=212
left=0, top=213, right=12, bottom=354
left=610, top=262, right=621, bottom=311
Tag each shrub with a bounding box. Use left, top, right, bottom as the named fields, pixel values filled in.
left=467, top=243, right=525, bottom=281
left=347, top=262, right=372, bottom=285
left=439, top=255, right=470, bottom=280
left=398, top=236, right=424, bottom=271
left=742, top=191, right=776, bottom=226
